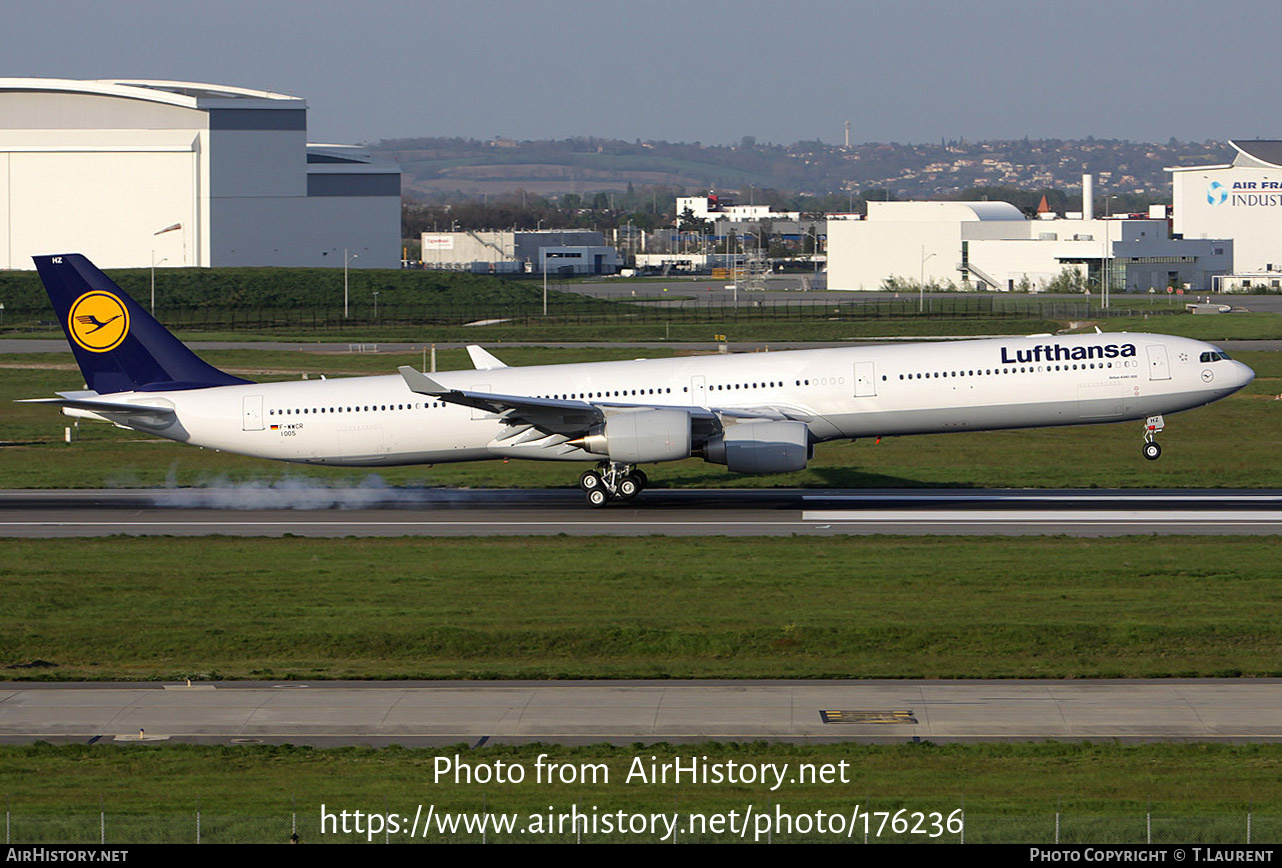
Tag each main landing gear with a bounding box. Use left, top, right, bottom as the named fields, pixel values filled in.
left=579, top=462, right=648, bottom=507
left=1142, top=415, right=1165, bottom=461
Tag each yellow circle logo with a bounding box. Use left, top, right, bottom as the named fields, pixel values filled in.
left=68, top=291, right=130, bottom=353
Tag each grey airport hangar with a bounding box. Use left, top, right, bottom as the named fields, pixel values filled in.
left=0, top=77, right=400, bottom=270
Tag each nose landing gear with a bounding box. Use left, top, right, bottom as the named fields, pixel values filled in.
left=579, top=462, right=648, bottom=507
left=1142, top=415, right=1165, bottom=461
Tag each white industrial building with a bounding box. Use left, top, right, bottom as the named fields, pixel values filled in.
left=676, top=194, right=801, bottom=225
left=0, top=78, right=400, bottom=269
left=828, top=197, right=1230, bottom=293
left=420, top=229, right=617, bottom=275
left=1170, top=140, right=1282, bottom=280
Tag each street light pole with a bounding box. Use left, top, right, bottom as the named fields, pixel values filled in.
left=372, top=290, right=379, bottom=319
left=344, top=248, right=358, bottom=318
left=151, top=223, right=182, bottom=311
left=920, top=246, right=936, bottom=312
left=150, top=252, right=167, bottom=313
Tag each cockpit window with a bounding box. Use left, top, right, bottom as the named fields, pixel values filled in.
left=1199, top=351, right=1231, bottom=363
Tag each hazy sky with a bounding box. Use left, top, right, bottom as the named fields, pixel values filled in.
left=6, top=0, right=1276, bottom=147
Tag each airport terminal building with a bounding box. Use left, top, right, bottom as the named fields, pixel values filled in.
left=0, top=78, right=401, bottom=270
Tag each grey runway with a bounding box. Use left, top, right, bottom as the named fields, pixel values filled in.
left=3, top=680, right=1281, bottom=746
left=1, top=488, right=1281, bottom=536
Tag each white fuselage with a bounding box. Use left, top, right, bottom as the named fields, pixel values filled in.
left=92, top=333, right=1254, bottom=468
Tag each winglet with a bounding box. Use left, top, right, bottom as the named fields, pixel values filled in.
left=466, top=345, right=508, bottom=371
left=399, top=366, right=448, bottom=395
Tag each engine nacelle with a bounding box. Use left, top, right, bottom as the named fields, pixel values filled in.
left=703, top=419, right=810, bottom=474
left=577, top=409, right=693, bottom=463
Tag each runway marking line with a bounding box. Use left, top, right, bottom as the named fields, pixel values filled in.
left=803, top=510, right=1282, bottom=523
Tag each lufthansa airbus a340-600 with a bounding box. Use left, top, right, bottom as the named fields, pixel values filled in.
left=24, top=254, right=1255, bottom=506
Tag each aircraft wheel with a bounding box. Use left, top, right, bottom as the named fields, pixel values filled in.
left=579, top=469, right=602, bottom=492
left=618, top=475, right=640, bottom=499
left=586, top=488, right=609, bottom=508
left=1143, top=442, right=1162, bottom=461
left=633, top=470, right=648, bottom=491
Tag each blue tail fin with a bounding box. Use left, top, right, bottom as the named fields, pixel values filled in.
left=34, top=254, right=253, bottom=394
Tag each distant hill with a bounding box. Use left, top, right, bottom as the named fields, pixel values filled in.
left=374, top=136, right=1234, bottom=202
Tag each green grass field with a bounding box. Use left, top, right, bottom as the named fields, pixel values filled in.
left=5, top=742, right=1282, bottom=843
left=5, top=319, right=1282, bottom=844
left=5, top=535, right=1282, bottom=681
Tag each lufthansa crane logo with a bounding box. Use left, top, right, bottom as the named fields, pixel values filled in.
left=68, top=291, right=130, bottom=353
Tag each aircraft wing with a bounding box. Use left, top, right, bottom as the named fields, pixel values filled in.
left=398, top=366, right=784, bottom=442
left=400, top=366, right=601, bottom=435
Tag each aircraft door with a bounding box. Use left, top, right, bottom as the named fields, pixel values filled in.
left=470, top=384, right=499, bottom=420
left=854, top=362, right=877, bottom=397
left=242, top=395, right=264, bottom=431
left=690, top=375, right=707, bottom=406
left=1146, top=344, right=1171, bottom=381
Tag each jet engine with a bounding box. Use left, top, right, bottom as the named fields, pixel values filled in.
left=703, top=419, right=810, bottom=474
left=575, top=409, right=693, bottom=463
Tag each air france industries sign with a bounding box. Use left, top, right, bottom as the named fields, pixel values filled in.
left=1207, top=179, right=1282, bottom=207
left=1000, top=343, right=1137, bottom=364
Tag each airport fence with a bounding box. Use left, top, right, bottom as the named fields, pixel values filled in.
left=3, top=296, right=1182, bottom=333
left=4, top=802, right=1279, bottom=844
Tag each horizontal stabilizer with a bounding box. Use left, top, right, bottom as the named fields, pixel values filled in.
left=19, top=395, right=177, bottom=427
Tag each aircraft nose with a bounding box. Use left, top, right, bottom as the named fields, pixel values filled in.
left=1234, top=361, right=1255, bottom=389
